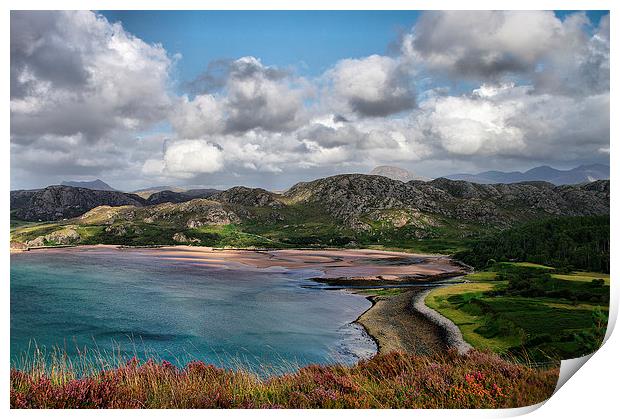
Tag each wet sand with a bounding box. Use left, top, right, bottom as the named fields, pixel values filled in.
left=151, top=246, right=465, bottom=281
left=27, top=245, right=466, bottom=281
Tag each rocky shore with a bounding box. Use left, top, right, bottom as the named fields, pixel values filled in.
left=355, top=289, right=447, bottom=355
left=354, top=286, right=472, bottom=356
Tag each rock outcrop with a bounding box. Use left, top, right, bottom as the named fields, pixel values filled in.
left=212, top=187, right=285, bottom=208
left=285, top=174, right=610, bottom=229
left=25, top=226, right=81, bottom=247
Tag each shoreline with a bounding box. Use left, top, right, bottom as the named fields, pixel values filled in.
left=12, top=243, right=471, bottom=358
left=352, top=284, right=470, bottom=356
left=12, top=244, right=466, bottom=282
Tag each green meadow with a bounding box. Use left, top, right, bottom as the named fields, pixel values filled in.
left=426, top=262, right=609, bottom=362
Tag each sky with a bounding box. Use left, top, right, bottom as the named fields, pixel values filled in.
left=10, top=10, right=610, bottom=191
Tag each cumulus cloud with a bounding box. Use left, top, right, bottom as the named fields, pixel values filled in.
left=533, top=12, right=610, bottom=96
left=10, top=11, right=175, bottom=188
left=402, top=11, right=610, bottom=96
left=188, top=57, right=290, bottom=94
left=224, top=57, right=310, bottom=133
left=403, top=11, right=560, bottom=78
left=169, top=94, right=224, bottom=138
left=11, top=11, right=173, bottom=142
left=416, top=83, right=609, bottom=160
left=420, top=84, right=527, bottom=156
left=143, top=140, right=225, bottom=179
left=327, top=55, right=416, bottom=117
left=10, top=10, right=610, bottom=190
left=297, top=123, right=400, bottom=151
left=171, top=56, right=310, bottom=138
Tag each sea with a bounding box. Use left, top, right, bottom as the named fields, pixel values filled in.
left=10, top=247, right=377, bottom=373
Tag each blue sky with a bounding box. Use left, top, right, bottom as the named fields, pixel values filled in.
left=11, top=10, right=610, bottom=190
left=100, top=10, right=608, bottom=93
left=101, top=11, right=421, bottom=84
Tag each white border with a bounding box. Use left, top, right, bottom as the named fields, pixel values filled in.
left=2, top=1, right=617, bottom=418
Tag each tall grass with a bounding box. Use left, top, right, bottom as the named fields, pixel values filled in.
left=11, top=348, right=558, bottom=409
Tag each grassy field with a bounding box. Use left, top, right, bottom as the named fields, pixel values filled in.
left=551, top=271, right=610, bottom=285
left=10, top=349, right=558, bottom=409
left=425, top=263, right=609, bottom=362
left=505, top=262, right=554, bottom=270
left=10, top=222, right=64, bottom=243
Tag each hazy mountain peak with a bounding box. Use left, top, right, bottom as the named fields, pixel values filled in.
left=369, top=166, right=428, bottom=182
left=61, top=179, right=116, bottom=191
left=444, top=164, right=609, bottom=185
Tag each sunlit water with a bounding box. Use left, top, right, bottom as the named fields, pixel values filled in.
left=10, top=248, right=376, bottom=372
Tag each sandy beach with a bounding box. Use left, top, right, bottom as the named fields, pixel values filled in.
left=36, top=245, right=466, bottom=280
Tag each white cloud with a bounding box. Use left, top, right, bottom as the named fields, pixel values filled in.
left=224, top=57, right=310, bottom=133
left=421, top=89, right=526, bottom=156
left=403, top=11, right=562, bottom=77
left=169, top=94, right=224, bottom=138
left=402, top=11, right=609, bottom=97
left=10, top=10, right=175, bottom=187
left=416, top=84, right=609, bottom=160
left=10, top=10, right=610, bottom=190
left=143, top=139, right=225, bottom=179
left=11, top=11, right=172, bottom=141
left=172, top=56, right=311, bottom=138
left=327, top=55, right=416, bottom=117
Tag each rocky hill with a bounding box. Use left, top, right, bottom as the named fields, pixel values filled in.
left=11, top=186, right=147, bottom=221
left=145, top=189, right=219, bottom=205
left=10, top=175, right=610, bottom=250
left=11, top=186, right=223, bottom=221
left=212, top=187, right=284, bottom=208
left=284, top=175, right=609, bottom=228
left=61, top=179, right=117, bottom=191
left=369, top=165, right=428, bottom=182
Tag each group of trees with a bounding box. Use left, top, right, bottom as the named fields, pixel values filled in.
left=499, top=265, right=609, bottom=303
left=455, top=216, right=609, bottom=273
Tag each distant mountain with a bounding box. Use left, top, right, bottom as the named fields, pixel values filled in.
left=10, top=185, right=223, bottom=221
left=444, top=164, right=609, bottom=185
left=369, top=166, right=429, bottom=182
left=11, top=185, right=146, bottom=221
left=61, top=179, right=116, bottom=191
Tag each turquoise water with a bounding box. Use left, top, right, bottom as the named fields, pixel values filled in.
left=10, top=248, right=376, bottom=372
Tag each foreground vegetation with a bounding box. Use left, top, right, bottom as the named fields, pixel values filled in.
left=426, top=263, right=609, bottom=362
left=11, top=350, right=558, bottom=409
